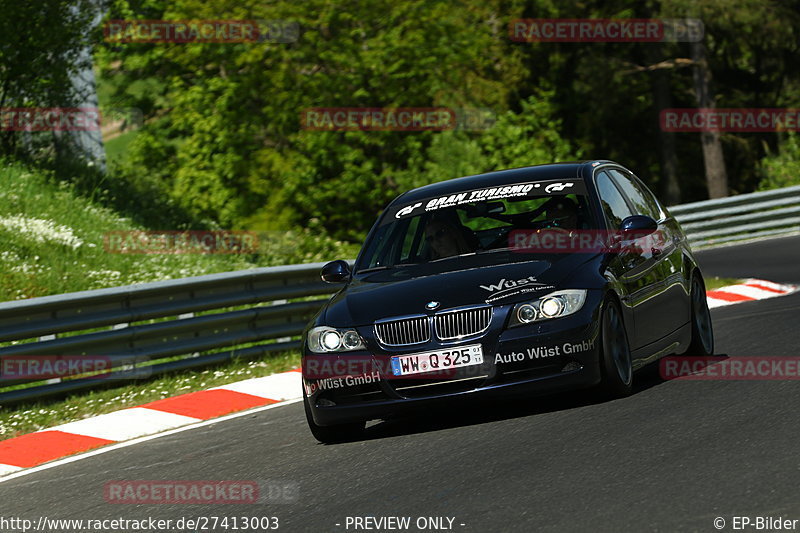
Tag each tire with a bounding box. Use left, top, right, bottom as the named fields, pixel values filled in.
left=598, top=296, right=633, bottom=398
left=303, top=392, right=365, bottom=444
left=685, top=273, right=714, bottom=356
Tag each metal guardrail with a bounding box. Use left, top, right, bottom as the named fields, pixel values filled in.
left=0, top=263, right=342, bottom=405
left=670, top=185, right=800, bottom=247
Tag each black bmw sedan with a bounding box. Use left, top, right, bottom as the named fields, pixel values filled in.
left=302, top=161, right=714, bottom=443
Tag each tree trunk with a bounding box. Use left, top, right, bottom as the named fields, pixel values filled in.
left=648, top=43, right=681, bottom=204
left=691, top=40, right=728, bottom=198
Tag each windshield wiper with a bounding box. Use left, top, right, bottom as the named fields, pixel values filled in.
left=357, top=263, right=418, bottom=273
left=429, top=252, right=478, bottom=263
left=476, top=247, right=513, bottom=254
left=356, top=265, right=391, bottom=273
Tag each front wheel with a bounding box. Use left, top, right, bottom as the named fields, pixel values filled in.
left=598, top=297, right=633, bottom=398
left=685, top=273, right=714, bottom=356
left=303, top=392, right=365, bottom=444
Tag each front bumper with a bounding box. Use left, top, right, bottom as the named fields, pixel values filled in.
left=303, top=293, right=604, bottom=426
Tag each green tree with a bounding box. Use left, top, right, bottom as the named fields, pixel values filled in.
left=98, top=0, right=530, bottom=239
left=0, top=0, right=100, bottom=159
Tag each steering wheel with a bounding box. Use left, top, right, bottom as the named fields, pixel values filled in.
left=482, top=226, right=514, bottom=250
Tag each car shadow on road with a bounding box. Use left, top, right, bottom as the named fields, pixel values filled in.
left=352, top=355, right=731, bottom=443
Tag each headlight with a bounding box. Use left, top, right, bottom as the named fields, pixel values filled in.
left=509, top=289, right=587, bottom=327
left=539, top=297, right=563, bottom=318
left=308, top=326, right=366, bottom=353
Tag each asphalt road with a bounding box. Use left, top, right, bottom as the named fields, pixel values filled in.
left=2, top=235, right=800, bottom=533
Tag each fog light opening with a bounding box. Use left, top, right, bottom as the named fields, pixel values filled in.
left=516, top=304, right=537, bottom=323
left=342, top=330, right=362, bottom=350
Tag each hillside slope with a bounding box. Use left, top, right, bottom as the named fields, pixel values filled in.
left=0, top=160, right=355, bottom=301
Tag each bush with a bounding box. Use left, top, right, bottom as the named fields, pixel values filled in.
left=758, top=132, right=800, bottom=190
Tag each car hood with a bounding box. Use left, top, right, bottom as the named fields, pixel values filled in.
left=323, top=253, right=602, bottom=326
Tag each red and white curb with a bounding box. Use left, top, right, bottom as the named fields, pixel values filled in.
left=0, top=278, right=796, bottom=477
left=0, top=370, right=303, bottom=477
left=705, top=278, right=797, bottom=309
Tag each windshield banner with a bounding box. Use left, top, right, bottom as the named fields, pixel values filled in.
left=388, top=179, right=588, bottom=220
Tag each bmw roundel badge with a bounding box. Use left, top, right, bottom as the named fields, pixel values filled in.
left=425, top=301, right=440, bottom=310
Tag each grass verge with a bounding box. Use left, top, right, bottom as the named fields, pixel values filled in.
left=0, top=350, right=300, bottom=441
left=704, top=276, right=744, bottom=291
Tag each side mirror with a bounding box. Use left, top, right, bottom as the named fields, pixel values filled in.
left=620, top=215, right=658, bottom=238
left=320, top=260, right=351, bottom=283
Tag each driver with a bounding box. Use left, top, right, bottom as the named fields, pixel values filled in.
left=424, top=215, right=474, bottom=260
left=544, top=198, right=580, bottom=229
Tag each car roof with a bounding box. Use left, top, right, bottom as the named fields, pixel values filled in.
left=393, top=160, right=614, bottom=205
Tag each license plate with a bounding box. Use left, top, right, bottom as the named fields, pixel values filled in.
left=391, top=344, right=483, bottom=376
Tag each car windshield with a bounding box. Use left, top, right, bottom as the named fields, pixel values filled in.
left=356, top=180, right=598, bottom=272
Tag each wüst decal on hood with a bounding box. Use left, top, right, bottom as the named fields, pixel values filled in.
left=388, top=179, right=587, bottom=220
left=479, top=275, right=556, bottom=303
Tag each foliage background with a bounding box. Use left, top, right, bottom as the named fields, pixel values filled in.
left=2, top=0, right=800, bottom=256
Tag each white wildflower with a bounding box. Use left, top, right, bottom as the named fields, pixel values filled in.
left=10, top=263, right=45, bottom=275
left=86, top=269, right=123, bottom=287
left=0, top=215, right=84, bottom=249
left=0, top=250, right=21, bottom=263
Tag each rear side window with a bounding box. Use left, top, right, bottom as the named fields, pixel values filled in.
left=595, top=171, right=634, bottom=228
left=607, top=169, right=662, bottom=220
